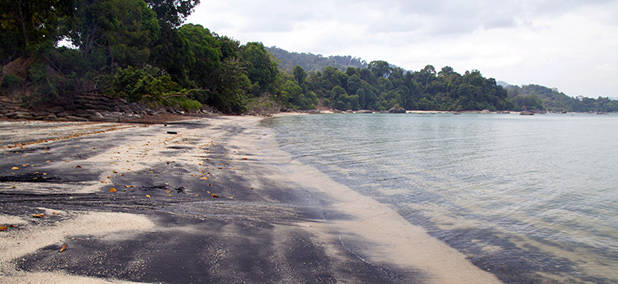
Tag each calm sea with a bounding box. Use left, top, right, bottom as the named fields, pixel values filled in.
left=266, top=113, right=618, bottom=283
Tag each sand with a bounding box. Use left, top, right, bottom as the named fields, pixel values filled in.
left=0, top=116, right=500, bottom=283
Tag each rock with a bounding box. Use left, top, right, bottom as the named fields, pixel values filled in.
left=48, top=106, right=64, bottom=114
left=520, top=111, right=534, bottom=115
left=65, top=115, right=88, bottom=121
left=388, top=106, right=406, bottom=113
left=46, top=113, right=58, bottom=120
left=33, top=111, right=48, bottom=117
left=15, top=112, right=33, bottom=119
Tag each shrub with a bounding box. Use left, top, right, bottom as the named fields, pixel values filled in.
left=165, top=96, right=202, bottom=111
left=1, top=74, right=23, bottom=95
left=110, top=65, right=180, bottom=103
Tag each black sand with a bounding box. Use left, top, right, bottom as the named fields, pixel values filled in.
left=0, top=119, right=422, bottom=283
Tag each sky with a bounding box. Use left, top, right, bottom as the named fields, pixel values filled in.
left=187, top=0, right=618, bottom=99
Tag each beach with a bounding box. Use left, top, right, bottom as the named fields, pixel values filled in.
left=0, top=116, right=499, bottom=283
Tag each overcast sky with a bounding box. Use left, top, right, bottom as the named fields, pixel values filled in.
left=187, top=0, right=618, bottom=98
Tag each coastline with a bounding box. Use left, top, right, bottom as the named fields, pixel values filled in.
left=0, top=115, right=499, bottom=283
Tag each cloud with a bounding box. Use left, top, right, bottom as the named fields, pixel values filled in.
left=187, top=0, right=618, bottom=98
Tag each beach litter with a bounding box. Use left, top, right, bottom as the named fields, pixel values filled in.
left=32, top=213, right=45, bottom=218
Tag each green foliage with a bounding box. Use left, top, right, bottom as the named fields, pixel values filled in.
left=302, top=62, right=511, bottom=111
left=68, top=0, right=159, bottom=69
left=293, top=65, right=307, bottom=86
left=1, top=73, right=22, bottom=93
left=165, top=96, right=202, bottom=111
left=0, top=0, right=74, bottom=58
left=277, top=77, right=317, bottom=110
left=241, top=42, right=279, bottom=94
left=25, top=62, right=62, bottom=105
left=266, top=46, right=367, bottom=72
left=510, top=95, right=545, bottom=111
left=505, top=84, right=618, bottom=112
left=177, top=24, right=222, bottom=86
left=110, top=65, right=179, bottom=103
left=2, top=0, right=614, bottom=115
left=145, top=0, right=200, bottom=28
left=207, top=57, right=251, bottom=114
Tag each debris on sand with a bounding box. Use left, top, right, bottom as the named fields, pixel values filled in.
left=32, top=213, right=45, bottom=218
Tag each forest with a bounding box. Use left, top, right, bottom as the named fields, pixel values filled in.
left=1, top=0, right=615, bottom=114
left=266, top=46, right=367, bottom=72
left=505, top=84, right=618, bottom=113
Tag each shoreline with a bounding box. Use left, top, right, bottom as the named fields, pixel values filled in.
left=0, top=116, right=498, bottom=283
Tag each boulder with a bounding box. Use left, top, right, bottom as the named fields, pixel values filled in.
left=47, top=106, right=64, bottom=114
left=388, top=106, right=406, bottom=113
left=65, top=115, right=88, bottom=121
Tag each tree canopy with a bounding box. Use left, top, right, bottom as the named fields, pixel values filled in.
left=1, top=0, right=615, bottom=114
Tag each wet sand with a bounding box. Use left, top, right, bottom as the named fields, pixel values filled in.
left=0, top=116, right=499, bottom=283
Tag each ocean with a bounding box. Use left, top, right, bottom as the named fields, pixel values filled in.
left=266, top=113, right=618, bottom=283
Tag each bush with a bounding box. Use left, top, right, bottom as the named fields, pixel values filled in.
left=25, top=62, right=61, bottom=105
left=165, top=96, right=202, bottom=111
left=110, top=65, right=180, bottom=103
left=1, top=74, right=23, bottom=95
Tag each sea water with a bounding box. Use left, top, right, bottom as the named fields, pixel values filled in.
left=266, top=113, right=618, bottom=283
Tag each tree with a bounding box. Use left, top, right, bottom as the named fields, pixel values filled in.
left=68, top=0, right=159, bottom=69
left=209, top=57, right=251, bottom=113
left=368, top=60, right=391, bottom=78
left=293, top=65, right=306, bottom=86
left=145, top=0, right=199, bottom=28
left=241, top=42, right=278, bottom=94
left=177, top=24, right=221, bottom=86
left=0, top=0, right=75, bottom=57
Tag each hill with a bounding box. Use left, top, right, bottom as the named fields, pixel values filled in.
left=266, top=46, right=367, bottom=72
left=504, top=84, right=618, bottom=112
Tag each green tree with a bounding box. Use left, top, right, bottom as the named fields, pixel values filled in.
left=293, top=65, right=307, bottom=86
left=208, top=57, right=251, bottom=113
left=0, top=0, right=74, bottom=57
left=241, top=42, right=278, bottom=94
left=68, top=0, right=159, bottom=69
left=177, top=24, right=221, bottom=86
left=145, top=0, right=199, bottom=28
left=368, top=60, right=391, bottom=78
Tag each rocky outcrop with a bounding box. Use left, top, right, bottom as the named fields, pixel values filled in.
left=388, top=106, right=406, bottom=113
left=0, top=93, right=209, bottom=122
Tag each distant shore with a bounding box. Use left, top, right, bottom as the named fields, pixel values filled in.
left=0, top=116, right=500, bottom=283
